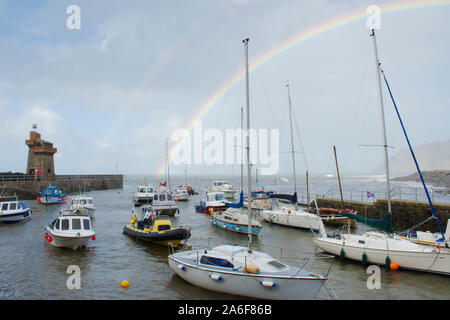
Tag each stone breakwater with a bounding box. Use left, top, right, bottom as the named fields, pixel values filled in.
left=1, top=175, right=123, bottom=200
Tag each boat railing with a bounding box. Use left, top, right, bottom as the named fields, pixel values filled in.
left=312, top=185, right=449, bottom=204
left=0, top=174, right=37, bottom=182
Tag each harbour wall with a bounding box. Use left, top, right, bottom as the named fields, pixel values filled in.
left=315, top=198, right=450, bottom=233
left=1, top=175, right=123, bottom=200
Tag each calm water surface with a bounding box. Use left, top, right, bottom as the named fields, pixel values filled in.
left=0, top=175, right=449, bottom=300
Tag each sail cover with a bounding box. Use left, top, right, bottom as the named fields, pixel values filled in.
left=225, top=191, right=243, bottom=208
left=340, top=211, right=393, bottom=233
left=269, top=192, right=297, bottom=204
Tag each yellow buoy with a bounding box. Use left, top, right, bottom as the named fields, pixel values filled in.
left=390, top=262, right=399, bottom=271
left=121, top=280, right=130, bottom=288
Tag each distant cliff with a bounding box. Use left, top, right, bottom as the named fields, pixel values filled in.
left=393, top=170, right=450, bottom=194
left=375, top=139, right=450, bottom=175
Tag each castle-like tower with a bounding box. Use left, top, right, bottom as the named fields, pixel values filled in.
left=25, top=129, right=57, bottom=181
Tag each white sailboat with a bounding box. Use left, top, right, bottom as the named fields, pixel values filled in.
left=168, top=39, right=327, bottom=299
left=260, top=83, right=323, bottom=231
left=313, top=30, right=450, bottom=276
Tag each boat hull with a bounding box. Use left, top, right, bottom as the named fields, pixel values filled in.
left=0, top=209, right=31, bottom=224
left=39, top=195, right=68, bottom=204
left=211, top=216, right=262, bottom=236
left=260, top=210, right=321, bottom=232
left=314, top=236, right=450, bottom=275
left=168, top=256, right=325, bottom=300
left=123, top=225, right=190, bottom=247
left=153, top=206, right=179, bottom=216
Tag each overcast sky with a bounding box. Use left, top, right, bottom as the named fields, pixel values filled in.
left=1, top=0, right=449, bottom=177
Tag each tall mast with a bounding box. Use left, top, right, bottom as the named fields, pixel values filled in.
left=243, top=38, right=252, bottom=252
left=287, top=83, right=297, bottom=210
left=371, top=29, right=392, bottom=217
left=333, top=145, right=345, bottom=211
left=240, top=106, right=244, bottom=193
left=166, top=138, right=171, bottom=191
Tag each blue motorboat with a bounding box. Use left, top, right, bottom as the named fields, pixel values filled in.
left=37, top=186, right=68, bottom=204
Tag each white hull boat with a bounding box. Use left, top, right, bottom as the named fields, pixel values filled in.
left=174, top=188, right=190, bottom=201
left=168, top=245, right=326, bottom=300
left=69, top=196, right=95, bottom=217
left=211, top=181, right=237, bottom=199
left=152, top=190, right=179, bottom=216
left=0, top=199, right=32, bottom=223
left=260, top=207, right=322, bottom=231
left=314, top=230, right=450, bottom=275
left=45, top=209, right=95, bottom=250
left=133, top=185, right=155, bottom=205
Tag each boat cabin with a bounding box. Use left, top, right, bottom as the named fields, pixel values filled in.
left=137, top=185, right=154, bottom=194
left=213, top=181, right=229, bottom=187
left=207, top=192, right=225, bottom=202
left=42, top=187, right=64, bottom=197
left=70, top=197, right=94, bottom=206
left=1, top=200, right=26, bottom=212
left=50, top=214, right=92, bottom=233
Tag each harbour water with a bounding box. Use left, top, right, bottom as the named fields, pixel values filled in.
left=0, top=174, right=449, bottom=300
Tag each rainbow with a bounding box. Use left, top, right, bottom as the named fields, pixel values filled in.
left=157, top=0, right=450, bottom=176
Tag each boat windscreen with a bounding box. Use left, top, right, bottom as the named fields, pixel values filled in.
left=200, top=256, right=234, bottom=268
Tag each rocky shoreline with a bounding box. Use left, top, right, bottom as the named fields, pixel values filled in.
left=393, top=170, right=450, bottom=194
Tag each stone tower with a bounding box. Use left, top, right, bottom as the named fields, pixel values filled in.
left=25, top=129, right=57, bottom=181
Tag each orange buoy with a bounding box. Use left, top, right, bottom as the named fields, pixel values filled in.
left=390, top=262, right=399, bottom=270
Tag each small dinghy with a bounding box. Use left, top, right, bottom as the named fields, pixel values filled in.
left=45, top=208, right=95, bottom=250
left=123, top=206, right=190, bottom=248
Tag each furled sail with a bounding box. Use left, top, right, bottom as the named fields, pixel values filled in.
left=225, top=191, right=243, bottom=208
left=269, top=192, right=297, bottom=204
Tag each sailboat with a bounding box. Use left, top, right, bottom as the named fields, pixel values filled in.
left=313, top=30, right=450, bottom=276
left=260, top=83, right=323, bottom=231
left=153, top=139, right=179, bottom=216
left=168, top=39, right=327, bottom=299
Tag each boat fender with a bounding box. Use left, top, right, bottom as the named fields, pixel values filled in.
left=260, top=281, right=276, bottom=288
left=243, top=264, right=260, bottom=274
left=385, top=256, right=391, bottom=270
left=209, top=274, right=222, bottom=281
left=177, top=264, right=186, bottom=271
left=362, top=252, right=367, bottom=265
left=339, top=248, right=345, bottom=262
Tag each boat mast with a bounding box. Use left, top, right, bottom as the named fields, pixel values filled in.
left=243, top=38, right=252, bottom=253
left=333, top=145, right=345, bottom=211
left=287, top=83, right=297, bottom=210
left=166, top=138, right=171, bottom=191
left=371, top=29, right=392, bottom=218
left=241, top=106, right=244, bottom=194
